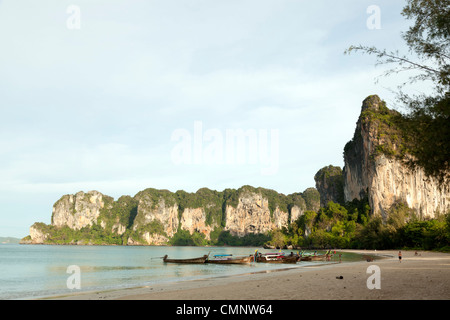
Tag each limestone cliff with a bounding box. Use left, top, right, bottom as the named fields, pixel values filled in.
left=128, top=189, right=179, bottom=245
left=314, top=165, right=345, bottom=206
left=52, top=191, right=113, bottom=230
left=180, top=207, right=216, bottom=241
left=25, top=185, right=319, bottom=245
left=28, top=223, right=50, bottom=244
left=224, top=191, right=276, bottom=237
left=223, top=186, right=317, bottom=237
left=343, top=95, right=450, bottom=219
left=223, top=188, right=302, bottom=236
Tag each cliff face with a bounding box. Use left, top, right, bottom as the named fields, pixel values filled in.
left=180, top=207, right=216, bottom=241
left=52, top=191, right=112, bottom=230
left=127, top=189, right=179, bottom=245
left=343, top=95, right=450, bottom=219
left=28, top=223, right=49, bottom=244
left=27, top=186, right=319, bottom=245
left=224, top=192, right=287, bottom=237
left=314, top=165, right=345, bottom=206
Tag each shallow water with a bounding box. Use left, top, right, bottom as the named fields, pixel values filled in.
left=0, top=244, right=363, bottom=300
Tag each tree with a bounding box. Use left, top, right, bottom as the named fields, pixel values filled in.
left=265, top=229, right=287, bottom=248
left=346, top=0, right=450, bottom=185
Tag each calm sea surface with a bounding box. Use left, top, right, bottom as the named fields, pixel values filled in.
left=0, top=244, right=363, bottom=300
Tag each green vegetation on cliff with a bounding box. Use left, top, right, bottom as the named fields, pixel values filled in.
left=176, top=188, right=224, bottom=227
left=135, top=188, right=178, bottom=209
left=314, top=165, right=345, bottom=206
left=361, top=96, right=408, bottom=159
left=343, top=95, right=408, bottom=162
left=98, top=196, right=138, bottom=232
left=30, top=223, right=126, bottom=245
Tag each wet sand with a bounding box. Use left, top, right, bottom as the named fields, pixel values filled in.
left=48, top=250, right=450, bottom=300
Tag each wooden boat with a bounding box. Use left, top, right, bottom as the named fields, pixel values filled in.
left=256, top=253, right=299, bottom=264
left=255, top=252, right=282, bottom=262
left=163, top=254, right=208, bottom=264
left=300, top=254, right=326, bottom=261
left=281, top=255, right=299, bottom=263
left=310, top=254, right=327, bottom=261
left=299, top=255, right=312, bottom=261
left=207, top=255, right=254, bottom=264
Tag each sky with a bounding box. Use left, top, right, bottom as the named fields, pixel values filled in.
left=0, top=0, right=415, bottom=238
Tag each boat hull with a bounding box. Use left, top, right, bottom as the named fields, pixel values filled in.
left=300, top=255, right=326, bottom=261
left=163, top=255, right=208, bottom=264
left=256, top=255, right=299, bottom=264
left=207, top=255, right=254, bottom=264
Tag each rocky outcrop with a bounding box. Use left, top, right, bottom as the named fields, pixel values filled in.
left=314, top=165, right=345, bottom=206
left=51, top=190, right=112, bottom=230
left=25, top=185, right=316, bottom=245
left=224, top=192, right=275, bottom=237
left=368, top=155, right=449, bottom=218
left=128, top=189, right=179, bottom=245
left=28, top=223, right=49, bottom=244
left=290, top=205, right=304, bottom=222
left=223, top=187, right=307, bottom=236
left=127, top=233, right=168, bottom=246
left=343, top=95, right=450, bottom=219
left=134, top=190, right=179, bottom=237
left=301, top=187, right=321, bottom=212
left=180, top=207, right=216, bottom=240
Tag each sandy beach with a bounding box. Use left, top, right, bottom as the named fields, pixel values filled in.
left=48, top=250, right=450, bottom=300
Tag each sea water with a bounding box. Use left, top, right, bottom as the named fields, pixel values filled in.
left=0, top=244, right=362, bottom=300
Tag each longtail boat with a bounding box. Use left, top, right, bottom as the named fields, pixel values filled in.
left=256, top=253, right=299, bottom=264
left=310, top=254, right=327, bottom=261
left=207, top=255, right=254, bottom=264
left=300, top=254, right=326, bottom=261
left=281, top=255, right=299, bottom=263
left=163, top=254, right=208, bottom=264
left=299, top=256, right=312, bottom=261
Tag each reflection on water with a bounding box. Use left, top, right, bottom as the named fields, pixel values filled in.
left=0, top=244, right=365, bottom=299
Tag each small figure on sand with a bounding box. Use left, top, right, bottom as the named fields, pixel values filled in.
left=398, top=251, right=402, bottom=263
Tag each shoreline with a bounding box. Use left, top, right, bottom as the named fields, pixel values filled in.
left=42, top=261, right=331, bottom=300
left=44, top=249, right=450, bottom=300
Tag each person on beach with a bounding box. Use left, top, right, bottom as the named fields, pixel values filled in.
left=398, top=251, right=402, bottom=263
